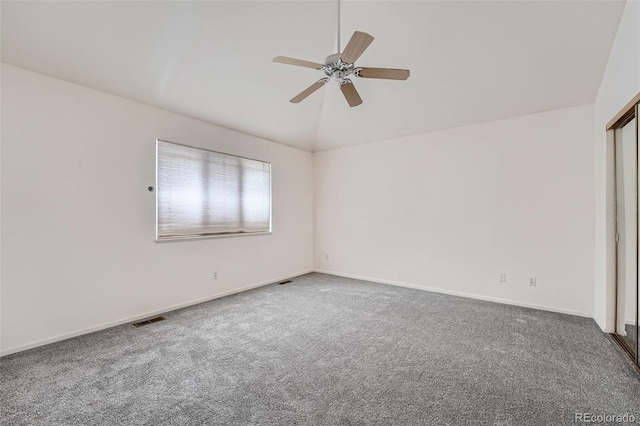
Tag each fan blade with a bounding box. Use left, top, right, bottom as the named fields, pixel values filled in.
left=290, top=80, right=327, bottom=103
left=357, top=67, right=410, bottom=80
left=273, top=56, right=323, bottom=70
left=340, top=81, right=363, bottom=107
left=340, top=31, right=374, bottom=64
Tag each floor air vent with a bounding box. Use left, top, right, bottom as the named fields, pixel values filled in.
left=278, top=280, right=293, bottom=285
left=132, top=316, right=166, bottom=327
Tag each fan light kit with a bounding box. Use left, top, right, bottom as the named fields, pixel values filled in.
left=273, top=2, right=410, bottom=107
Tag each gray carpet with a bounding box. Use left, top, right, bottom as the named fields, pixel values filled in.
left=1, top=273, right=639, bottom=425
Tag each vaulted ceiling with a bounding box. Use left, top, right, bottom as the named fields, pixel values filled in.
left=1, top=1, right=626, bottom=152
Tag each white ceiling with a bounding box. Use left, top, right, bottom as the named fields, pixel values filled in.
left=1, top=1, right=625, bottom=152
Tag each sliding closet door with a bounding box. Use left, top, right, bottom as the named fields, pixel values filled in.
left=637, top=105, right=640, bottom=361
left=614, top=114, right=638, bottom=359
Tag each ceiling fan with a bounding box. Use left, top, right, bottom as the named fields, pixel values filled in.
left=273, top=30, right=410, bottom=107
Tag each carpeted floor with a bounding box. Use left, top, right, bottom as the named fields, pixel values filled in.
left=1, top=273, right=639, bottom=425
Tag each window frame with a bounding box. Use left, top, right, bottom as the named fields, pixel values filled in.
left=154, top=139, right=272, bottom=242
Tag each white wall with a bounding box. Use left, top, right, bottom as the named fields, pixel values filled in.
left=594, top=0, right=640, bottom=332
left=0, top=64, right=314, bottom=355
left=315, top=105, right=595, bottom=317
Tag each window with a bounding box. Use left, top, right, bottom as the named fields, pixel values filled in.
left=155, top=139, right=271, bottom=240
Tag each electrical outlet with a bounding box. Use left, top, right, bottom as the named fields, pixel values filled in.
left=529, top=277, right=536, bottom=286
left=213, top=271, right=218, bottom=280
left=498, top=273, right=507, bottom=283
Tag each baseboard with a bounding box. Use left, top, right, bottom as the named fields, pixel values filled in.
left=313, top=269, right=593, bottom=319
left=594, top=315, right=608, bottom=332
left=0, top=269, right=313, bottom=357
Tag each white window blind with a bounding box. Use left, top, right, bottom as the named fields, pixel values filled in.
left=156, top=140, right=271, bottom=240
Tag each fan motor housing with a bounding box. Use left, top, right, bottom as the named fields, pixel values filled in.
left=324, top=53, right=342, bottom=65
left=323, top=53, right=357, bottom=83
